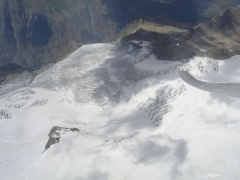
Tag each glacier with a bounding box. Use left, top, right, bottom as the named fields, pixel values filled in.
left=1, top=42, right=240, bottom=179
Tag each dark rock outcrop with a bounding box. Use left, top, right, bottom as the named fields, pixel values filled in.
left=121, top=23, right=195, bottom=60
left=191, top=7, right=240, bottom=59
left=44, top=126, right=80, bottom=152
left=0, top=0, right=239, bottom=71
left=121, top=7, right=240, bottom=60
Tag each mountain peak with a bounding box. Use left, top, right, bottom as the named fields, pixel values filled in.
left=217, top=7, right=240, bottom=28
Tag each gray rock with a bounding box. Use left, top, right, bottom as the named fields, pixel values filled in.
left=0, top=0, right=239, bottom=70
left=44, top=126, right=80, bottom=152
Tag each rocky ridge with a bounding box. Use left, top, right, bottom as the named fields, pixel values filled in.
left=1, top=0, right=240, bottom=70
left=120, top=7, right=240, bottom=60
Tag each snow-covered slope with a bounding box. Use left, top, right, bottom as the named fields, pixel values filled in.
left=1, top=42, right=240, bottom=180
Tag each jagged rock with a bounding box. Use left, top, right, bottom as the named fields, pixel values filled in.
left=191, top=7, right=240, bottom=59
left=44, top=126, right=79, bottom=152
left=121, top=7, right=240, bottom=60
left=121, top=26, right=195, bottom=61
left=0, top=0, right=239, bottom=71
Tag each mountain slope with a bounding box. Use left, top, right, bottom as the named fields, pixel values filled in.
left=1, top=42, right=240, bottom=179
left=0, top=0, right=240, bottom=71
left=0, top=0, right=118, bottom=70
left=119, top=7, right=240, bottom=61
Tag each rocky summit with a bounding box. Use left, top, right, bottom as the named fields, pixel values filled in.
left=120, top=7, right=240, bottom=60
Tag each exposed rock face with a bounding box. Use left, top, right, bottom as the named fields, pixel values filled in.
left=120, top=21, right=195, bottom=60
left=44, top=126, right=80, bottom=152
left=121, top=7, right=240, bottom=60
left=0, top=0, right=239, bottom=71
left=0, top=0, right=119, bottom=70
left=192, top=7, right=240, bottom=59
left=0, top=0, right=17, bottom=67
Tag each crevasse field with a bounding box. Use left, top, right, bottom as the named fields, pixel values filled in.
left=1, top=42, right=240, bottom=180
